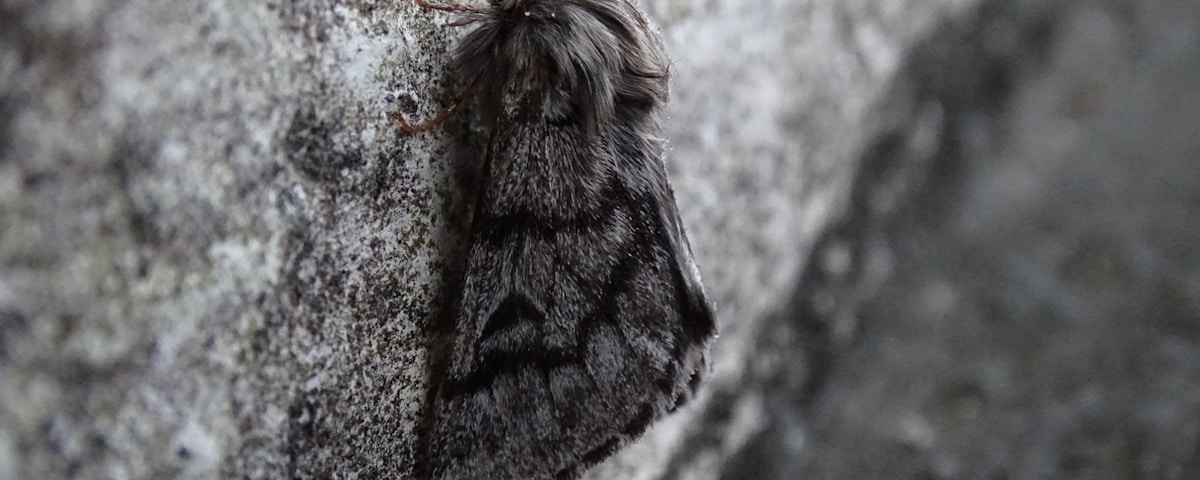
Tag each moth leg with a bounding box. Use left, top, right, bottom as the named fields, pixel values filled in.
left=414, top=0, right=485, bottom=15
left=389, top=87, right=468, bottom=135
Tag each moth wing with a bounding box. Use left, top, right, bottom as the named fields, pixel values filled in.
left=426, top=123, right=716, bottom=479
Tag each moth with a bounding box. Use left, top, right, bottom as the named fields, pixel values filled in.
left=394, top=1, right=717, bottom=478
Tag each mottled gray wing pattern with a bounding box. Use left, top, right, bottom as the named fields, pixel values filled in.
left=425, top=117, right=716, bottom=479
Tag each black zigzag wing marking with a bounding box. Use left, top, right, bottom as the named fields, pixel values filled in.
left=439, top=172, right=661, bottom=397
left=474, top=173, right=635, bottom=247
left=558, top=182, right=716, bottom=477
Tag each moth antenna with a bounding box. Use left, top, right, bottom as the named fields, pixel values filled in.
left=394, top=0, right=481, bottom=135
left=414, top=0, right=486, bottom=15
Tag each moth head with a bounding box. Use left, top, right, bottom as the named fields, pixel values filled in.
left=453, top=0, right=669, bottom=135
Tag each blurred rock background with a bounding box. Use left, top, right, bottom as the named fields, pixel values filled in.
left=730, top=1, right=1200, bottom=479
left=2, top=0, right=1198, bottom=479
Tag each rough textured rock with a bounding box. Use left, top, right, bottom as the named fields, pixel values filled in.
left=729, top=0, right=1200, bottom=479
left=10, top=0, right=1195, bottom=479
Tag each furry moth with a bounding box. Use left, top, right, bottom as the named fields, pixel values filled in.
left=399, top=1, right=717, bottom=478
